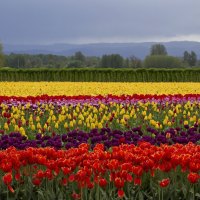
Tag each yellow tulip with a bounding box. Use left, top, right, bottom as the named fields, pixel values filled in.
left=31, top=124, right=36, bottom=131
left=14, top=125, right=19, bottom=132
left=55, top=122, right=59, bottom=129
left=167, top=121, right=172, bottom=126
left=98, top=123, right=103, bottom=129
left=91, top=123, right=95, bottom=129
left=44, top=123, right=48, bottom=129
left=78, top=120, right=82, bottom=125
left=50, top=110, right=54, bottom=116
left=37, top=122, right=41, bottom=129
left=150, top=120, right=156, bottom=126
left=69, top=121, right=73, bottom=127
left=163, top=119, right=168, bottom=125
left=36, top=116, right=40, bottom=122
left=4, top=123, right=9, bottom=130
left=64, top=122, right=68, bottom=128
left=52, top=115, right=56, bottom=121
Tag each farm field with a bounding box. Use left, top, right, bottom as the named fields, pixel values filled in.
left=0, top=82, right=200, bottom=96
left=2, top=0, right=200, bottom=199
left=0, top=82, right=200, bottom=199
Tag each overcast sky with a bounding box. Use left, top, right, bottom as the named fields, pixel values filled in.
left=0, top=0, right=200, bottom=44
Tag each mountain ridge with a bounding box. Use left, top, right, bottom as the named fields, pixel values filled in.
left=4, top=41, right=200, bottom=59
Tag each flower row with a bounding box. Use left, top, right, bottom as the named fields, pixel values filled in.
left=0, top=142, right=200, bottom=199
left=1, top=125, right=200, bottom=150
left=1, top=94, right=200, bottom=103
left=0, top=94, right=200, bottom=137
left=1, top=82, right=200, bottom=96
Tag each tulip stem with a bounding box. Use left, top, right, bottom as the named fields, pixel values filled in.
left=96, top=184, right=100, bottom=200
left=81, top=188, right=83, bottom=200
left=159, top=187, right=160, bottom=200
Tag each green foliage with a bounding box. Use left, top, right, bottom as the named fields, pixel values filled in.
left=129, top=55, right=142, bottom=68
left=0, top=68, right=200, bottom=82
left=183, top=51, right=197, bottom=67
left=5, top=50, right=198, bottom=70
left=5, top=53, right=102, bottom=68
left=67, top=60, right=83, bottom=68
left=0, top=167, right=200, bottom=199
left=5, top=54, right=68, bottom=68
left=144, top=55, right=182, bottom=68
left=101, top=54, right=124, bottom=68
left=150, top=44, right=168, bottom=56
left=74, top=51, right=86, bottom=62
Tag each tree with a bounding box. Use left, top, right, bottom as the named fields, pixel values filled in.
left=0, top=43, right=5, bottom=67
left=74, top=51, right=85, bottom=62
left=5, top=53, right=68, bottom=68
left=144, top=55, right=181, bottom=68
left=67, top=60, right=82, bottom=68
left=183, top=51, right=190, bottom=63
left=150, top=44, right=168, bottom=56
left=6, top=54, right=26, bottom=68
left=183, top=51, right=197, bottom=67
left=129, top=55, right=142, bottom=68
left=84, top=56, right=101, bottom=68
left=190, top=51, right=197, bottom=66
left=101, top=54, right=124, bottom=68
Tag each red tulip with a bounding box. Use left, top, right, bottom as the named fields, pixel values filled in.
left=114, top=177, right=124, bottom=188
left=187, top=172, right=199, bottom=184
left=99, top=178, right=107, bottom=188
left=71, top=192, right=81, bottom=199
left=60, top=178, right=67, bottom=186
left=126, top=174, right=133, bottom=182
left=159, top=178, right=170, bottom=188
left=32, top=178, right=41, bottom=186
left=15, top=172, right=21, bottom=181
left=69, top=174, right=75, bottom=182
left=134, top=177, right=142, bottom=186
left=118, top=190, right=125, bottom=198
left=8, top=185, right=14, bottom=193
left=3, top=173, right=12, bottom=185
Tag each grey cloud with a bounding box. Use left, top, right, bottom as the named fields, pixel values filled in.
left=0, top=0, right=200, bottom=44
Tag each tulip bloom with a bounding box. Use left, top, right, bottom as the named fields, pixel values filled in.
left=118, top=190, right=125, bottom=198
left=2, top=173, right=12, bottom=185
left=159, top=178, right=170, bottom=188
left=187, top=173, right=199, bottom=184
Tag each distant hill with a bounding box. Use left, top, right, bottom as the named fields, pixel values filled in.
left=4, top=41, right=200, bottom=59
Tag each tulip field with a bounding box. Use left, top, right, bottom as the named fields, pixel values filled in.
left=0, top=82, right=200, bottom=200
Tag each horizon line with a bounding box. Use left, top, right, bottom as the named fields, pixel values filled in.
left=4, top=40, right=200, bottom=46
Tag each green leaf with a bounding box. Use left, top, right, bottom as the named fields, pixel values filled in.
left=195, top=193, right=200, bottom=198
left=182, top=184, right=188, bottom=198
left=142, top=191, right=153, bottom=200
left=139, top=191, right=144, bottom=200
left=37, top=190, right=46, bottom=200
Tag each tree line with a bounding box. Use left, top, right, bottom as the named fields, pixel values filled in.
left=0, top=43, right=199, bottom=68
